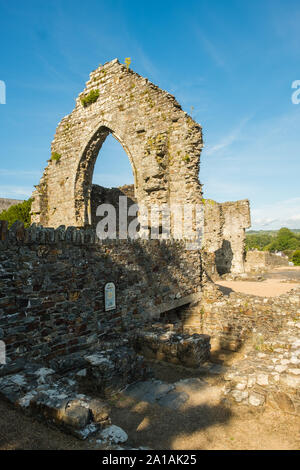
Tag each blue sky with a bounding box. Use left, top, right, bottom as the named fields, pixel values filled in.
left=0, top=0, right=299, bottom=230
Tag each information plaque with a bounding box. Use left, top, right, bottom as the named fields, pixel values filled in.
left=104, top=282, right=116, bottom=311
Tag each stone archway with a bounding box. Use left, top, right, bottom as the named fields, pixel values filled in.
left=74, top=125, right=137, bottom=226
left=31, top=58, right=203, bottom=228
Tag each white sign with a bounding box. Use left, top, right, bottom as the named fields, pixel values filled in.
left=104, top=282, right=116, bottom=311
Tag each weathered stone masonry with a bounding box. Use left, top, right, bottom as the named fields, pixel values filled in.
left=31, top=58, right=251, bottom=274
left=203, top=199, right=251, bottom=276
left=31, top=59, right=203, bottom=229
left=245, top=250, right=289, bottom=272
left=89, top=184, right=251, bottom=275
left=0, top=221, right=203, bottom=363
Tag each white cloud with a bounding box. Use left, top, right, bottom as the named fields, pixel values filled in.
left=204, top=115, right=252, bottom=157
left=0, top=169, right=41, bottom=177
left=0, top=185, right=33, bottom=199
left=251, top=198, right=300, bottom=230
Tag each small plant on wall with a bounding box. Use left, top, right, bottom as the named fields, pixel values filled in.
left=124, top=57, right=131, bottom=69
left=51, top=152, right=61, bottom=162
left=81, top=89, right=100, bottom=107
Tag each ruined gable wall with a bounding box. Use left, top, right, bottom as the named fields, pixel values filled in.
left=31, top=59, right=203, bottom=228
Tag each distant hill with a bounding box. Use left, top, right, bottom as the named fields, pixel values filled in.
left=246, top=229, right=300, bottom=235
left=0, top=198, right=24, bottom=213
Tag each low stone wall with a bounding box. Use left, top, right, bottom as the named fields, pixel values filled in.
left=245, top=250, right=289, bottom=271
left=181, top=283, right=300, bottom=352
left=0, top=220, right=202, bottom=363
left=0, top=360, right=111, bottom=439
left=223, top=317, right=300, bottom=415
left=133, top=325, right=211, bottom=368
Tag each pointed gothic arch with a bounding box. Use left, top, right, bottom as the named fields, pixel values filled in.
left=31, top=59, right=203, bottom=228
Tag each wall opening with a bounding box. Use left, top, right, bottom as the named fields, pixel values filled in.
left=92, top=133, right=134, bottom=189
left=91, top=133, right=137, bottom=229
left=74, top=127, right=137, bottom=227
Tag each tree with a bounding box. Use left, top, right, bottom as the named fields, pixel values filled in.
left=292, top=250, right=300, bottom=266
left=0, top=199, right=32, bottom=228
left=245, top=233, right=273, bottom=251
left=265, top=227, right=300, bottom=252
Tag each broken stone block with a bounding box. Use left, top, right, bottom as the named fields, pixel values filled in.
left=231, top=389, right=248, bottom=403
left=81, top=346, right=151, bottom=397
left=63, top=400, right=90, bottom=429
left=97, top=425, right=128, bottom=445
left=133, top=327, right=211, bottom=368
left=256, top=373, right=269, bottom=386
left=89, top=398, right=111, bottom=423
left=249, top=392, right=265, bottom=406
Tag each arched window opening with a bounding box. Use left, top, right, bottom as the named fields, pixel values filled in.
left=90, top=133, right=136, bottom=228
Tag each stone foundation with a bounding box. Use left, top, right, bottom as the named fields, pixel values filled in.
left=133, top=325, right=211, bottom=368
left=223, top=317, right=300, bottom=415
left=0, top=360, right=111, bottom=439
left=182, top=283, right=300, bottom=352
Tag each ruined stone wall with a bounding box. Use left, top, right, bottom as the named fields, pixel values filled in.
left=245, top=250, right=290, bottom=271
left=0, top=221, right=203, bottom=363
left=0, top=198, right=24, bottom=213
left=204, top=199, right=251, bottom=275
left=31, top=59, right=203, bottom=228
left=182, top=282, right=300, bottom=352
left=89, top=185, right=250, bottom=277
left=90, top=184, right=137, bottom=231
left=223, top=315, right=300, bottom=414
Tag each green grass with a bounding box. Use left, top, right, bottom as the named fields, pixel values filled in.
left=81, top=89, right=100, bottom=107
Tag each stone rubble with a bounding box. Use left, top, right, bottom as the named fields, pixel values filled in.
left=223, top=318, right=300, bottom=415
left=0, top=343, right=151, bottom=439
left=0, top=361, right=110, bottom=439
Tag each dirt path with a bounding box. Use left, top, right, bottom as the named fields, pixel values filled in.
left=110, top=395, right=299, bottom=450
left=266, top=266, right=300, bottom=280
left=217, top=279, right=297, bottom=297
left=0, top=399, right=92, bottom=450
left=1, top=360, right=298, bottom=450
